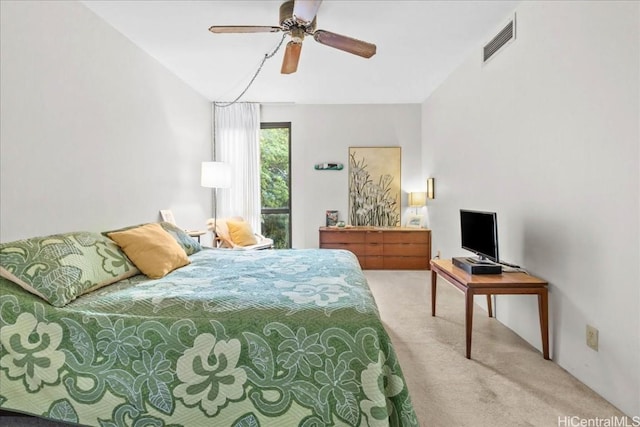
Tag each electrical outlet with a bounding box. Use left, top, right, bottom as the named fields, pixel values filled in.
left=436, top=250, right=441, bottom=259
left=586, top=325, right=599, bottom=351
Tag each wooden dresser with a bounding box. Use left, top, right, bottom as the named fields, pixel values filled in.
left=318, top=227, right=431, bottom=270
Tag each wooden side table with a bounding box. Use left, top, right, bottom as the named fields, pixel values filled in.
left=430, top=258, right=550, bottom=360
left=187, top=230, right=206, bottom=243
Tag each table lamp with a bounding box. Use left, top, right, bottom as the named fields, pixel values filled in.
left=408, top=191, right=427, bottom=214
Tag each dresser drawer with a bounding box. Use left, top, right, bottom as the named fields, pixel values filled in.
left=365, top=231, right=384, bottom=243
left=319, top=230, right=365, bottom=244
left=364, top=256, right=384, bottom=269
left=384, top=231, right=430, bottom=244
left=320, top=243, right=366, bottom=257
left=384, top=256, right=429, bottom=270
left=383, top=243, right=430, bottom=257
left=365, top=243, right=383, bottom=256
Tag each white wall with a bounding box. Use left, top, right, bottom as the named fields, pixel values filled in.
left=0, top=1, right=212, bottom=243
left=261, top=104, right=422, bottom=249
left=422, top=1, right=639, bottom=416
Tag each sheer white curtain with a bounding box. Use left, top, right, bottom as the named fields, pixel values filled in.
left=214, top=103, right=261, bottom=233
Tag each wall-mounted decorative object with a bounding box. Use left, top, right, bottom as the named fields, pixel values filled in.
left=406, top=214, right=423, bottom=229
left=315, top=163, right=343, bottom=170
left=427, top=177, right=435, bottom=199
left=348, top=146, right=401, bottom=226
left=326, top=210, right=338, bottom=226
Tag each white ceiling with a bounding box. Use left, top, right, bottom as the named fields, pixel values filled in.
left=82, top=0, right=519, bottom=104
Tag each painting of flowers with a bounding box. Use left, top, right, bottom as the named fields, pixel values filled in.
left=348, top=147, right=401, bottom=226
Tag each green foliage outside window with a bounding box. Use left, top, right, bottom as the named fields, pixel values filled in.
left=260, top=128, right=289, bottom=209
left=261, top=214, right=290, bottom=249
left=260, top=127, right=290, bottom=248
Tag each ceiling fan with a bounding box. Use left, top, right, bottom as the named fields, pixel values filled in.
left=208, top=0, right=377, bottom=74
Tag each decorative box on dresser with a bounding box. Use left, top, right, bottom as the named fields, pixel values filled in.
left=318, top=227, right=431, bottom=270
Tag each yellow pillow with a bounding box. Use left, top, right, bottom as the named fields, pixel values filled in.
left=107, top=223, right=190, bottom=279
left=226, top=220, right=258, bottom=246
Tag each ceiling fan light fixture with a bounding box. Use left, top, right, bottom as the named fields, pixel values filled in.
left=280, top=0, right=316, bottom=33
left=292, top=0, right=323, bottom=26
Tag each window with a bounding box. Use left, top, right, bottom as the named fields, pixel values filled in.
left=260, top=122, right=291, bottom=248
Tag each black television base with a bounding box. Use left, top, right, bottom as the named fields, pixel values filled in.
left=453, top=257, right=502, bottom=275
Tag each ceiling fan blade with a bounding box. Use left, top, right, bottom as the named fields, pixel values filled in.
left=313, top=30, right=376, bottom=58
left=208, top=25, right=282, bottom=34
left=293, top=0, right=322, bottom=25
left=281, top=41, right=302, bottom=74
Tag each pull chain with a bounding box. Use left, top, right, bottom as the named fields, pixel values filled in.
left=214, top=33, right=287, bottom=107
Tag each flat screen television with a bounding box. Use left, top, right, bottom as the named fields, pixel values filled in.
left=460, top=209, right=499, bottom=263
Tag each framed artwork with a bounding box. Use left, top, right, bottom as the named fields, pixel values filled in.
left=348, top=147, right=401, bottom=226
left=159, top=209, right=176, bottom=225
left=406, top=214, right=423, bottom=229
left=326, top=210, right=338, bottom=226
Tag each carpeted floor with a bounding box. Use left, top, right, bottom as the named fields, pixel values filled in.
left=365, top=270, right=628, bottom=426
left=0, top=270, right=629, bottom=426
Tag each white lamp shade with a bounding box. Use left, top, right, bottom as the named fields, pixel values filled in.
left=201, top=162, right=231, bottom=189
left=408, top=191, right=427, bottom=207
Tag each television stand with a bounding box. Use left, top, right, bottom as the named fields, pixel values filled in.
left=430, top=259, right=549, bottom=360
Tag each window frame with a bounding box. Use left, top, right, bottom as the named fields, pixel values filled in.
left=260, top=121, right=292, bottom=248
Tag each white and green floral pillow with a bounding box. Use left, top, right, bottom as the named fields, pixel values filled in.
left=0, top=231, right=139, bottom=307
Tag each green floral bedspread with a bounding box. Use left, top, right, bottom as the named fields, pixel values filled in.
left=0, top=248, right=418, bottom=426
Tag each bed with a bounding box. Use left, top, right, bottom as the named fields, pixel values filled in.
left=0, top=225, right=418, bottom=426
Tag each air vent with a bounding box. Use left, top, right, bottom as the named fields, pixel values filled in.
left=483, top=16, right=516, bottom=63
